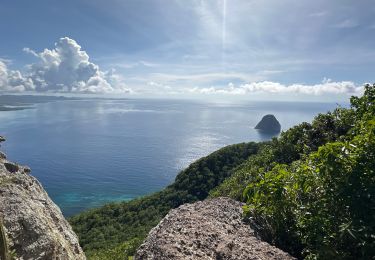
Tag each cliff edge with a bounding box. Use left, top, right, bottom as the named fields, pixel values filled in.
left=135, top=197, right=294, bottom=260
left=0, top=137, right=85, bottom=260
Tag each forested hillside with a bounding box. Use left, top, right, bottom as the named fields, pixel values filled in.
left=212, top=84, right=375, bottom=259
left=71, top=84, right=374, bottom=259
left=70, top=142, right=260, bottom=259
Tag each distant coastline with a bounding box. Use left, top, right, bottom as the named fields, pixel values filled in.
left=0, top=95, right=71, bottom=111
left=0, top=106, right=32, bottom=111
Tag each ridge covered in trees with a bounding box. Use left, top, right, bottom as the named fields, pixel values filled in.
left=70, top=142, right=260, bottom=259
left=213, top=84, right=374, bottom=259
left=70, top=84, right=374, bottom=259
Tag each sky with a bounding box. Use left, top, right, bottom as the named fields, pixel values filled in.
left=0, top=0, right=374, bottom=101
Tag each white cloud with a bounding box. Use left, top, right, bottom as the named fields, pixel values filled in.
left=0, top=58, right=12, bottom=64
left=23, top=37, right=130, bottom=94
left=0, top=61, right=34, bottom=92
left=186, top=79, right=363, bottom=96
left=0, top=35, right=367, bottom=99
left=0, top=37, right=131, bottom=94
left=22, top=47, right=39, bottom=57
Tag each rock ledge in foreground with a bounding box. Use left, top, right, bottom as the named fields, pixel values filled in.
left=135, top=197, right=295, bottom=260
left=0, top=146, right=85, bottom=260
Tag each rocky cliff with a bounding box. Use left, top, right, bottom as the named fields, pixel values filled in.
left=0, top=137, right=85, bottom=260
left=135, top=197, right=295, bottom=260
left=255, top=114, right=281, bottom=133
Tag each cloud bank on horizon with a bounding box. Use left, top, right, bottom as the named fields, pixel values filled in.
left=0, top=36, right=364, bottom=97
left=187, top=79, right=363, bottom=96
left=0, top=0, right=374, bottom=99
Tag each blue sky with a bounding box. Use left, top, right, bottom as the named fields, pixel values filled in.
left=0, top=0, right=374, bottom=100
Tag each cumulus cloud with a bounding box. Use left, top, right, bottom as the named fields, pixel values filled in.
left=1, top=37, right=131, bottom=94
left=24, top=37, right=130, bottom=93
left=0, top=37, right=366, bottom=99
left=187, top=79, right=363, bottom=96
left=0, top=61, right=34, bottom=92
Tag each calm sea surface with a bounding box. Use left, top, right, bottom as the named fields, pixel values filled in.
left=0, top=99, right=339, bottom=216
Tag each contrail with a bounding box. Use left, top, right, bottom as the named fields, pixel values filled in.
left=222, top=0, right=227, bottom=71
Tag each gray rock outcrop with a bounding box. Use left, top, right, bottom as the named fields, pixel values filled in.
left=0, top=143, right=85, bottom=259
left=135, top=197, right=295, bottom=260
left=255, top=114, right=281, bottom=133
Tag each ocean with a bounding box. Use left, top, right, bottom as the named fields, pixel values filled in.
left=0, top=98, right=339, bottom=216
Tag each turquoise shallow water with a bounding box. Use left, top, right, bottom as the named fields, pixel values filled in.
left=0, top=98, right=339, bottom=216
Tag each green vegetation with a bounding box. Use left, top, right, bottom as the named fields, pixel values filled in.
left=84, top=238, right=140, bottom=260
left=213, top=84, right=375, bottom=259
left=211, top=105, right=355, bottom=200
left=71, top=84, right=374, bottom=259
left=70, top=142, right=259, bottom=259
left=244, top=120, right=375, bottom=259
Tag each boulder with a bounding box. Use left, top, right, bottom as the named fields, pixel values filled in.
left=135, top=197, right=295, bottom=260
left=0, top=150, right=86, bottom=259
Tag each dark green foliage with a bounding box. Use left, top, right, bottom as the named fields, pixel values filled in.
left=241, top=84, right=375, bottom=259
left=351, top=83, right=375, bottom=122
left=172, top=142, right=259, bottom=201
left=244, top=120, right=375, bottom=259
left=85, top=238, right=141, bottom=260
left=212, top=104, right=355, bottom=200
left=71, top=84, right=375, bottom=259
left=298, top=122, right=375, bottom=259
left=70, top=142, right=259, bottom=259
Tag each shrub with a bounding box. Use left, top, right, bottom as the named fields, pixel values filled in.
left=243, top=84, right=375, bottom=258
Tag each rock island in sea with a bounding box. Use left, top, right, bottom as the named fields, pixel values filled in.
left=255, top=114, right=281, bottom=133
